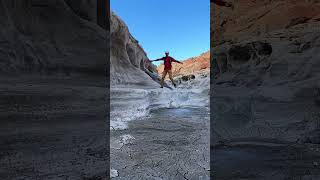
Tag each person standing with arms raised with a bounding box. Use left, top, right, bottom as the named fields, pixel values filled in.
left=151, top=51, right=183, bottom=88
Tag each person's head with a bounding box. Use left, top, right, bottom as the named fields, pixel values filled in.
left=165, top=51, right=169, bottom=56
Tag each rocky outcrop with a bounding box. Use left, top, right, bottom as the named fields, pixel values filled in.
left=211, top=0, right=320, bottom=46
left=211, top=1, right=320, bottom=178
left=157, top=51, right=210, bottom=78
left=0, top=0, right=108, bottom=77
left=110, top=12, right=158, bottom=87
left=212, top=27, right=320, bottom=144
left=212, top=0, right=320, bottom=145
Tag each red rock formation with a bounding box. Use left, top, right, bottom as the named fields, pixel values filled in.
left=157, top=51, right=210, bottom=78
left=211, top=0, right=320, bottom=46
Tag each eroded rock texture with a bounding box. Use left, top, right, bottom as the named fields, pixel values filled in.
left=211, top=0, right=320, bottom=46
left=0, top=0, right=107, bottom=76
left=0, top=0, right=109, bottom=179
left=212, top=0, right=320, bottom=146
left=110, top=12, right=158, bottom=87
left=211, top=1, right=320, bottom=179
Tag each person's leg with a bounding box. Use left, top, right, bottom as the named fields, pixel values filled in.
left=160, top=70, right=168, bottom=88
left=168, top=70, right=176, bottom=87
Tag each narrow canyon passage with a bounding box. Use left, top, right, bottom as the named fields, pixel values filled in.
left=110, top=8, right=210, bottom=179
left=111, top=107, right=210, bottom=179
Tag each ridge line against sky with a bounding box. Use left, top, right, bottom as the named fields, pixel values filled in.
left=111, top=0, right=210, bottom=65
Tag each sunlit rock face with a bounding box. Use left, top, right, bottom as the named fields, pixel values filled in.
left=110, top=12, right=158, bottom=87
left=211, top=0, right=320, bottom=145
left=110, top=11, right=210, bottom=130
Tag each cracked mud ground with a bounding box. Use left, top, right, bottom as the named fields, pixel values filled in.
left=111, top=107, right=210, bottom=179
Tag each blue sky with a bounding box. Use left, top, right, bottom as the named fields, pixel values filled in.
left=111, top=0, right=210, bottom=65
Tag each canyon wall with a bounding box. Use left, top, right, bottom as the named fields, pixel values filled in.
left=0, top=0, right=107, bottom=77
left=211, top=0, right=320, bottom=46
left=211, top=0, right=320, bottom=145
left=0, top=1, right=109, bottom=179
left=110, top=12, right=158, bottom=87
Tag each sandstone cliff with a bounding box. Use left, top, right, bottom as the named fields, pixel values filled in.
left=110, top=12, right=158, bottom=87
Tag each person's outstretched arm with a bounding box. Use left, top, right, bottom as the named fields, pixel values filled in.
left=151, top=57, right=164, bottom=62
left=172, top=58, right=183, bottom=64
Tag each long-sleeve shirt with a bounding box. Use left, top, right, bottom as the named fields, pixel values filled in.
left=154, top=56, right=181, bottom=70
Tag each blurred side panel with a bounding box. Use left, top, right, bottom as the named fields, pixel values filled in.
left=211, top=0, right=320, bottom=179
left=0, top=0, right=109, bottom=179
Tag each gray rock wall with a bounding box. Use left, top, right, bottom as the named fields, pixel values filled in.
left=0, top=0, right=107, bottom=77
left=110, top=12, right=159, bottom=87
left=212, top=20, right=320, bottom=145
left=0, top=1, right=109, bottom=179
